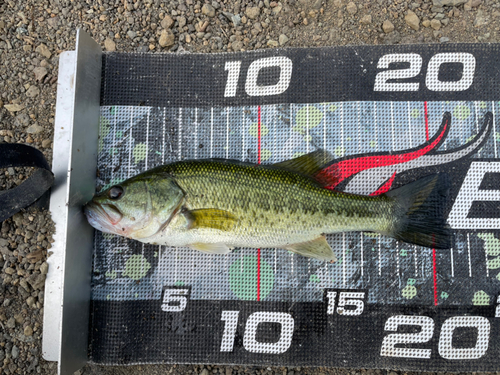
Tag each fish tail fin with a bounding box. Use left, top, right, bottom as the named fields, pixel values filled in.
left=385, top=174, right=452, bottom=249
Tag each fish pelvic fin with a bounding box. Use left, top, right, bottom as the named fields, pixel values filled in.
left=385, top=174, right=452, bottom=249
left=283, top=236, right=337, bottom=261
left=189, top=242, right=232, bottom=254
left=273, top=149, right=338, bottom=187
left=184, top=208, right=238, bottom=231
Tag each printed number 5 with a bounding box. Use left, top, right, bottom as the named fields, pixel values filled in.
left=161, top=288, right=189, bottom=312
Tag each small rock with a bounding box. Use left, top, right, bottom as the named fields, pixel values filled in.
left=279, top=34, right=289, bottom=45
left=441, top=18, right=449, bottom=26
left=440, top=36, right=450, bottom=42
left=40, top=262, right=49, bottom=275
left=200, top=369, right=209, bottom=375
left=430, top=19, right=441, bottom=30
left=33, top=67, right=48, bottom=81
left=360, top=15, right=372, bottom=24
left=26, top=85, right=40, bottom=98
left=4, top=104, right=25, bottom=112
left=202, top=4, right=216, bottom=17
left=422, top=19, right=431, bottom=27
left=42, top=139, right=52, bottom=148
left=24, top=325, right=33, bottom=337
left=14, top=113, right=30, bottom=127
left=232, top=41, right=243, bottom=51
left=27, top=124, right=44, bottom=134
left=468, top=0, right=482, bottom=7
left=11, top=346, right=19, bottom=360
left=405, top=10, right=420, bottom=30
left=384, top=30, right=401, bottom=44
left=6, top=317, right=15, bottom=328
left=178, top=16, right=187, bottom=28
left=245, top=6, right=260, bottom=19
left=26, top=296, right=36, bottom=307
left=211, top=1, right=220, bottom=9
left=35, top=43, right=52, bottom=59
left=159, top=29, right=175, bottom=48
left=47, top=16, right=59, bottom=29
left=127, top=30, right=137, bottom=39
left=346, top=2, right=357, bottom=15
left=474, top=9, right=487, bottom=26
left=161, top=15, right=174, bottom=29
left=267, top=40, right=279, bottom=47
left=382, top=20, right=395, bottom=33
left=4, top=267, right=15, bottom=275
left=272, top=3, right=283, bottom=14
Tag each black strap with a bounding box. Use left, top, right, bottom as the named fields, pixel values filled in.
left=0, top=143, right=54, bottom=222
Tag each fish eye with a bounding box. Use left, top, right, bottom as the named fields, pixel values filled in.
left=108, top=185, right=124, bottom=200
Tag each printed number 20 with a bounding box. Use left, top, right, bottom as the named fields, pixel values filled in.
left=374, top=52, right=475, bottom=92
left=224, top=57, right=293, bottom=97
left=380, top=315, right=490, bottom=359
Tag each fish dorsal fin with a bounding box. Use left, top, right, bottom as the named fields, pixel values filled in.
left=184, top=208, right=238, bottom=231
left=189, top=243, right=232, bottom=254
left=284, top=236, right=337, bottom=261
left=273, top=149, right=337, bottom=187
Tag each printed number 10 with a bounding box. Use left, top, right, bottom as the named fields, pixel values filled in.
left=224, top=57, right=293, bottom=97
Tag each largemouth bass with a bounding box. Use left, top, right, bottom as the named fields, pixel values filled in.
left=84, top=150, right=452, bottom=261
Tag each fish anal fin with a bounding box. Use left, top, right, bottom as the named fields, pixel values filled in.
left=185, top=208, right=237, bottom=231
left=189, top=242, right=232, bottom=254
left=284, top=236, right=337, bottom=262
left=274, top=149, right=336, bottom=186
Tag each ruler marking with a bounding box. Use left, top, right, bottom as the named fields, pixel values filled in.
left=378, top=234, right=382, bottom=276
left=467, top=233, right=472, bottom=277
left=493, top=101, right=497, bottom=158
left=128, top=107, right=133, bottom=178
left=450, top=248, right=454, bottom=278
left=194, top=107, right=198, bottom=159
left=306, top=104, right=310, bottom=153
left=360, top=232, right=364, bottom=277
left=226, top=108, right=230, bottom=159
left=145, top=108, right=150, bottom=169
left=343, top=233, right=346, bottom=286
left=210, top=108, right=214, bottom=158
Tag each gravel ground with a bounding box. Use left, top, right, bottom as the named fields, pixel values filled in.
left=1, top=0, right=500, bottom=374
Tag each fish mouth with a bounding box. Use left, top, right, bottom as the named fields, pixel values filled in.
left=84, top=201, right=123, bottom=234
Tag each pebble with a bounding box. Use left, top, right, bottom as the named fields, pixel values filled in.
left=422, top=19, right=431, bottom=27
left=405, top=10, right=420, bottom=31
left=474, top=9, right=487, bottom=26
left=202, top=4, right=216, bottom=17
left=104, top=38, right=116, bottom=52
left=360, top=15, right=372, bottom=25
left=279, top=34, right=289, bottom=45
left=6, top=317, right=15, bottom=329
left=267, top=40, right=279, bottom=47
left=127, top=30, right=137, bottom=39
left=24, top=325, right=33, bottom=336
left=440, top=37, right=450, bottom=42
left=245, top=6, right=261, bottom=19
left=430, top=19, right=442, bottom=30
left=27, top=124, right=44, bottom=134
left=161, top=15, right=174, bottom=29
left=26, top=86, right=40, bottom=98
left=11, top=346, right=19, bottom=360
left=346, top=2, right=357, bottom=15
left=33, top=67, right=48, bottom=81
left=35, top=43, right=51, bottom=59
left=382, top=20, right=395, bottom=33
left=159, top=29, right=175, bottom=48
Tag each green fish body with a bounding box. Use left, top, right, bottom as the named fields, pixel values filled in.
left=84, top=151, right=452, bottom=261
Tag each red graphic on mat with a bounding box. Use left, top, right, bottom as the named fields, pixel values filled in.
left=318, top=110, right=493, bottom=196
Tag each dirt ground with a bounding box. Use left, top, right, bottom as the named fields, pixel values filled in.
left=0, top=0, right=499, bottom=374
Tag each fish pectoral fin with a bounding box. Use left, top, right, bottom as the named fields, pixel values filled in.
left=273, top=149, right=338, bottom=187
left=284, top=236, right=337, bottom=262
left=189, top=242, right=232, bottom=254
left=184, top=208, right=238, bottom=231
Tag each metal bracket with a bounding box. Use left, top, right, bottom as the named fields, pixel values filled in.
left=42, top=29, right=102, bottom=375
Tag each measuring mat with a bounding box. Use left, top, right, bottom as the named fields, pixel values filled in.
left=89, top=44, right=500, bottom=370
